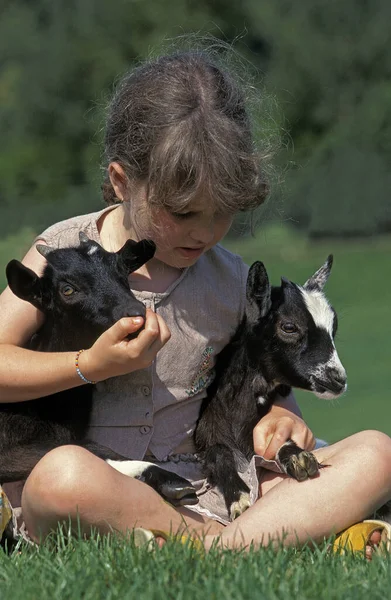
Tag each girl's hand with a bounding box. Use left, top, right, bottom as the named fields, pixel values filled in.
left=78, top=308, right=171, bottom=382
left=253, top=403, right=316, bottom=460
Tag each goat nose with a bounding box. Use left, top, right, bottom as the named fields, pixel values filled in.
left=124, top=307, right=145, bottom=318
left=330, top=370, right=347, bottom=386
left=327, top=370, right=347, bottom=394
left=113, top=306, right=145, bottom=321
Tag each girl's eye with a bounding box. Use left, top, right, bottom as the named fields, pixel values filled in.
left=171, top=211, right=195, bottom=220
left=280, top=322, right=298, bottom=334
left=61, top=284, right=76, bottom=297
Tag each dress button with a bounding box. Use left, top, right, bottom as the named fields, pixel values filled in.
left=139, top=425, right=151, bottom=435
left=142, top=386, right=151, bottom=396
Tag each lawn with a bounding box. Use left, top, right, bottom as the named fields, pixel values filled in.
left=1, top=530, right=391, bottom=600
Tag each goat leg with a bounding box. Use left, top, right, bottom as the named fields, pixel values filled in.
left=82, top=440, right=198, bottom=507
left=203, top=444, right=251, bottom=521
left=276, top=439, right=321, bottom=481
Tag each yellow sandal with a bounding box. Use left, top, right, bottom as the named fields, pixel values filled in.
left=132, top=527, right=204, bottom=552
left=333, top=519, right=391, bottom=554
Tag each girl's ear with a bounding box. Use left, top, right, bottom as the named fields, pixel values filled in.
left=108, top=162, right=128, bottom=202
left=6, top=260, right=44, bottom=310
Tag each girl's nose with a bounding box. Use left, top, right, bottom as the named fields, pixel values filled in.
left=190, top=218, right=215, bottom=245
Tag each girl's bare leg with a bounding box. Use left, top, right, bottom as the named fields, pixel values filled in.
left=21, top=445, right=223, bottom=542
left=22, top=430, right=391, bottom=550
left=210, top=430, right=391, bottom=549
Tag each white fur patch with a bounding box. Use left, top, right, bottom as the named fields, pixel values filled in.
left=299, top=287, right=334, bottom=335
left=256, top=396, right=268, bottom=407
left=106, top=459, right=154, bottom=478
left=87, top=246, right=99, bottom=255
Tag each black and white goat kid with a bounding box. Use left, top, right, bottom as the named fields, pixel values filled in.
left=2, top=233, right=197, bottom=507
left=195, top=256, right=347, bottom=520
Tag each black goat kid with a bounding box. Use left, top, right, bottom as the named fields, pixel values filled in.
left=2, top=233, right=197, bottom=507
left=195, top=256, right=347, bottom=520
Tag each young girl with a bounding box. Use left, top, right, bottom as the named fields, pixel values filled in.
left=0, top=49, right=390, bottom=556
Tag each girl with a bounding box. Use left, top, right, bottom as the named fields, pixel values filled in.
left=0, top=49, right=390, bottom=556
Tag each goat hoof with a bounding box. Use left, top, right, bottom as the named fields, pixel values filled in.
left=160, top=483, right=199, bottom=507
left=287, top=451, right=319, bottom=481
left=230, top=492, right=251, bottom=521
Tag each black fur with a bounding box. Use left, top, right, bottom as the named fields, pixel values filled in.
left=1, top=234, right=197, bottom=507
left=195, top=258, right=347, bottom=520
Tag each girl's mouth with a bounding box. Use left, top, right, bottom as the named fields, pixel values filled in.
left=177, top=247, right=205, bottom=259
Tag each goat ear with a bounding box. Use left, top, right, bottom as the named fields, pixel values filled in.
left=281, top=276, right=293, bottom=288
left=246, top=261, right=271, bottom=323
left=6, top=260, right=43, bottom=309
left=119, top=239, right=156, bottom=272
left=303, top=255, right=333, bottom=291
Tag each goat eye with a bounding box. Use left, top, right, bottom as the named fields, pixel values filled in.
left=280, top=322, right=298, bottom=334
left=61, top=284, right=75, bottom=297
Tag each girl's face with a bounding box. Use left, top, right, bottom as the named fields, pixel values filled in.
left=108, top=164, right=234, bottom=268
left=150, top=198, right=234, bottom=269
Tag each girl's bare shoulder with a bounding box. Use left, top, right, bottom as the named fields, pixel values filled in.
left=36, top=206, right=115, bottom=249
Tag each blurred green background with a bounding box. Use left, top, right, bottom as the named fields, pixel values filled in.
left=0, top=1, right=390, bottom=442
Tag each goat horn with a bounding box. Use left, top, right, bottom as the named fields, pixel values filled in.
left=303, top=255, right=334, bottom=291
left=79, top=231, right=90, bottom=244
left=36, top=244, right=55, bottom=258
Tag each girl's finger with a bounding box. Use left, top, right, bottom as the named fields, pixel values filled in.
left=262, top=421, right=294, bottom=460
left=133, top=310, right=162, bottom=349
left=290, top=426, right=315, bottom=452
left=155, top=313, right=171, bottom=344
left=253, top=424, right=269, bottom=456
left=127, top=311, right=170, bottom=357
left=139, top=316, right=171, bottom=360
left=104, top=316, right=145, bottom=343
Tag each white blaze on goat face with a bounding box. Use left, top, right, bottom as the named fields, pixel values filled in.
left=300, top=288, right=334, bottom=336
left=299, top=287, right=347, bottom=399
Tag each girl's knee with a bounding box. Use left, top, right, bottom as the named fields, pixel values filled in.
left=344, top=430, right=391, bottom=476
left=351, top=429, right=391, bottom=452
left=319, top=430, right=391, bottom=476
left=22, top=445, right=95, bottom=516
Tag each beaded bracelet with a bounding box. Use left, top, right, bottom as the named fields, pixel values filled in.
left=75, top=349, right=96, bottom=385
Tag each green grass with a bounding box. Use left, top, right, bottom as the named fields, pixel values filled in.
left=1, top=530, right=391, bottom=600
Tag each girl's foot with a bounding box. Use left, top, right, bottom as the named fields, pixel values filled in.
left=132, top=527, right=203, bottom=551
left=334, top=520, right=391, bottom=560
left=366, top=529, right=382, bottom=560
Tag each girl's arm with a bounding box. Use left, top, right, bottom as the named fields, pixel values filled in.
left=252, top=391, right=315, bottom=459
left=0, top=245, right=170, bottom=403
